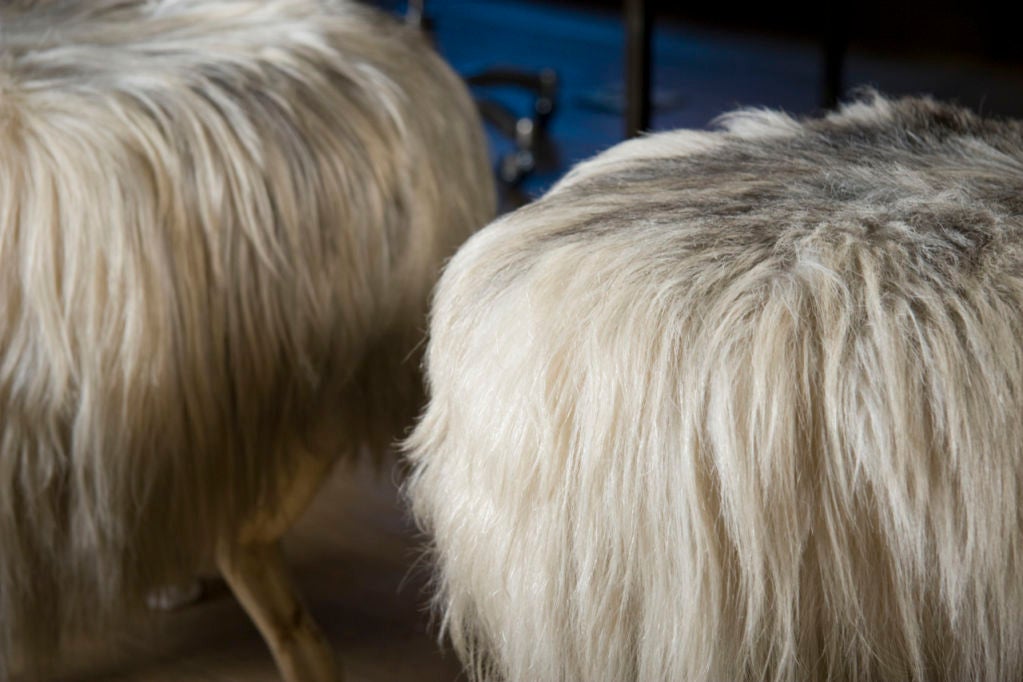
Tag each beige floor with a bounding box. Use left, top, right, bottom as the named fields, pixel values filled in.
left=40, top=461, right=463, bottom=682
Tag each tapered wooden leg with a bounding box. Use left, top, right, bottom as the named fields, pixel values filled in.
left=218, top=541, right=340, bottom=682
left=220, top=450, right=341, bottom=682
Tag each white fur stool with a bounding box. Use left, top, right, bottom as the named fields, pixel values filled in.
left=408, top=94, right=1023, bottom=682
left=0, top=1, right=494, bottom=679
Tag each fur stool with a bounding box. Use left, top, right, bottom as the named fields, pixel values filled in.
left=0, top=1, right=494, bottom=679
left=407, top=94, right=1023, bottom=682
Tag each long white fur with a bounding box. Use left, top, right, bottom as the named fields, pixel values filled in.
left=406, top=93, right=1023, bottom=681
left=0, top=0, right=494, bottom=675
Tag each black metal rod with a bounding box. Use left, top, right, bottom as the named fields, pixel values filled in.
left=821, top=8, right=847, bottom=110
left=624, top=0, right=652, bottom=138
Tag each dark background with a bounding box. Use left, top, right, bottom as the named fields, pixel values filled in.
left=373, top=0, right=1023, bottom=204
left=563, top=0, right=1021, bottom=62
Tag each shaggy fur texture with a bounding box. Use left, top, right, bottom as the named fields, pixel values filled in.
left=0, top=0, right=493, bottom=674
left=406, top=94, right=1023, bottom=681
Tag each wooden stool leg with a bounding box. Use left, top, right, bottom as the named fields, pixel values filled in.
left=218, top=540, right=341, bottom=682
left=219, top=450, right=341, bottom=682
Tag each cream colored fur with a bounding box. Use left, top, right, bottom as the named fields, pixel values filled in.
left=0, top=0, right=494, bottom=675
left=407, top=93, right=1023, bottom=681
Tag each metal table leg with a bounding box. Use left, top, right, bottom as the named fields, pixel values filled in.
left=625, top=0, right=652, bottom=138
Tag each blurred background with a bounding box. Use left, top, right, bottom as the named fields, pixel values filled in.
left=374, top=0, right=1023, bottom=209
